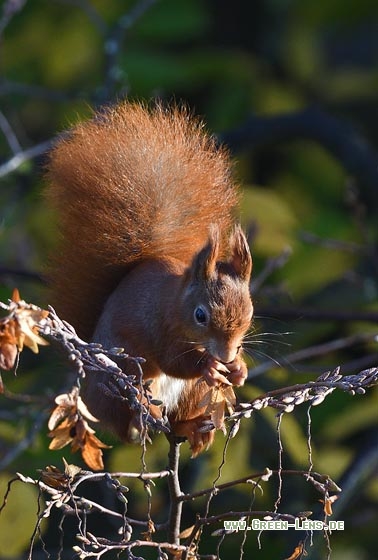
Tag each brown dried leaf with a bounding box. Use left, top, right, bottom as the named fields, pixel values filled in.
left=39, top=465, right=70, bottom=490
left=179, top=524, right=196, bottom=539
left=320, top=495, right=339, bottom=516
left=48, top=417, right=75, bottom=450
left=0, top=293, right=49, bottom=370
left=0, top=341, right=18, bottom=371
left=62, top=457, right=82, bottom=478
left=223, top=385, right=236, bottom=413
left=11, top=288, right=21, bottom=303
left=77, top=396, right=99, bottom=422
left=55, top=388, right=79, bottom=407
left=48, top=387, right=83, bottom=431
left=48, top=406, right=71, bottom=432
left=48, top=387, right=110, bottom=470
left=210, top=399, right=226, bottom=431
left=284, top=541, right=306, bottom=560
left=141, top=519, right=156, bottom=541
left=16, top=308, right=49, bottom=353
left=197, top=387, right=213, bottom=409
left=0, top=319, right=18, bottom=371
left=198, top=385, right=236, bottom=433
left=81, top=431, right=111, bottom=471
left=48, top=390, right=79, bottom=431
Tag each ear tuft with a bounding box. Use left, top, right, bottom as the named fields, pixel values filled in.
left=229, top=224, right=252, bottom=281
left=190, top=224, right=220, bottom=282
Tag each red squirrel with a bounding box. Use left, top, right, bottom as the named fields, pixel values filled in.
left=46, top=101, right=253, bottom=456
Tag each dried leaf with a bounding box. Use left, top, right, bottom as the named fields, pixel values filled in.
left=77, top=396, right=99, bottom=422
left=0, top=293, right=49, bottom=370
left=81, top=431, right=111, bottom=471
left=197, top=387, right=213, bottom=409
left=16, top=308, right=49, bottom=353
left=0, top=320, right=18, bottom=371
left=0, top=341, right=18, bottom=371
left=48, top=417, right=75, bottom=450
left=210, top=399, right=226, bottom=431
left=141, top=519, right=156, bottom=541
left=223, top=385, right=236, bottom=414
left=11, top=288, right=21, bottom=303
left=198, top=385, right=237, bottom=434
left=62, top=458, right=83, bottom=479
left=179, top=525, right=196, bottom=539
left=48, top=390, right=78, bottom=431
left=48, top=386, right=111, bottom=471
left=320, top=495, right=339, bottom=516
left=55, top=388, right=78, bottom=407
left=284, top=541, right=306, bottom=560
left=39, top=465, right=70, bottom=490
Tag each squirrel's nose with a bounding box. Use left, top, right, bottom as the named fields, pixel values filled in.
left=209, top=341, right=238, bottom=364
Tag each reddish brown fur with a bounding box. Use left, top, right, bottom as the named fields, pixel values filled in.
left=47, top=101, right=253, bottom=457
left=47, top=102, right=238, bottom=340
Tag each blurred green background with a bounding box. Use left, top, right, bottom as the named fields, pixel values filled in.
left=0, top=0, right=378, bottom=558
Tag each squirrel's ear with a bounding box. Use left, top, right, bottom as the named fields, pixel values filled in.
left=190, top=225, right=220, bottom=281
left=229, top=224, right=252, bottom=282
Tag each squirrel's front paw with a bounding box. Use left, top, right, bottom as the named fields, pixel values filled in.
left=226, top=356, right=248, bottom=386
left=171, top=416, right=215, bottom=457
left=201, top=355, right=247, bottom=387
left=201, top=356, right=232, bottom=386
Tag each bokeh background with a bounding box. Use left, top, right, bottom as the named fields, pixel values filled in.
left=0, top=1, right=378, bottom=558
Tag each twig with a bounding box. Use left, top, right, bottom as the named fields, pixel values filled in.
left=179, top=469, right=335, bottom=502
left=167, top=436, right=184, bottom=546
left=235, top=366, right=378, bottom=420
left=0, top=110, right=22, bottom=153
left=0, top=0, right=27, bottom=37
left=255, top=305, right=378, bottom=324
left=299, top=230, right=364, bottom=254
left=220, top=107, right=378, bottom=207
left=70, top=470, right=171, bottom=492
left=0, top=79, right=74, bottom=101
left=58, top=0, right=107, bottom=34
left=0, top=266, right=43, bottom=283
left=0, top=411, right=47, bottom=470
left=251, top=247, right=292, bottom=294
left=0, top=139, right=54, bottom=178
left=99, top=0, right=158, bottom=102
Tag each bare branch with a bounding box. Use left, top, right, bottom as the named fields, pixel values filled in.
left=0, top=0, right=27, bottom=38
left=0, top=139, right=54, bottom=178
left=0, top=110, right=22, bottom=153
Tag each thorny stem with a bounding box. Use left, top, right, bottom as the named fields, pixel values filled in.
left=167, top=435, right=184, bottom=547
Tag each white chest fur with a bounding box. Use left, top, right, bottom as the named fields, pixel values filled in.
left=156, top=374, right=186, bottom=413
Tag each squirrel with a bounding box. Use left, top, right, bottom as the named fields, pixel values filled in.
left=46, top=101, right=253, bottom=456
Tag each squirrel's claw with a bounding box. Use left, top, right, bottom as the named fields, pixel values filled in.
left=226, top=358, right=248, bottom=386
left=201, top=354, right=248, bottom=387
left=201, top=357, right=232, bottom=386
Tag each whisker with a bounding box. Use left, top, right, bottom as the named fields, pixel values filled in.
left=253, top=315, right=291, bottom=326
left=166, top=344, right=201, bottom=367
left=244, top=330, right=293, bottom=339
left=243, top=339, right=292, bottom=349
left=244, top=347, right=284, bottom=369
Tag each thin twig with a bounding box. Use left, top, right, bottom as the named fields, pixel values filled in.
left=0, top=411, right=47, bottom=470
left=167, top=436, right=184, bottom=546
left=0, top=110, right=22, bottom=153
left=0, top=139, right=54, bottom=178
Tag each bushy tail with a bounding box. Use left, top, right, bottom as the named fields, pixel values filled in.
left=46, top=101, right=239, bottom=339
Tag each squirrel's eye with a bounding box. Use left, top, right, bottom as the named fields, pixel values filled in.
left=194, top=306, right=208, bottom=326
